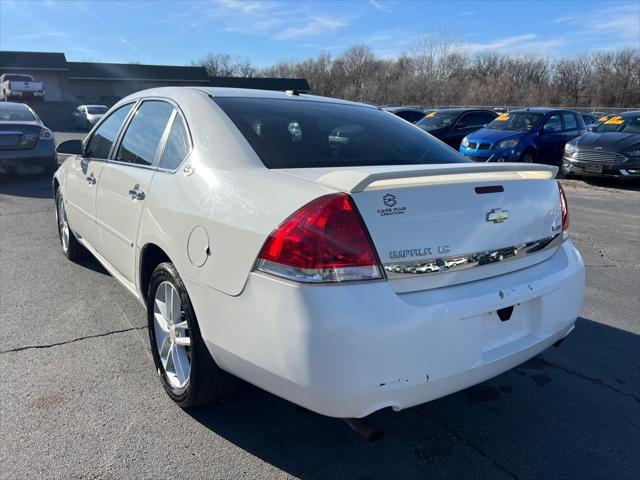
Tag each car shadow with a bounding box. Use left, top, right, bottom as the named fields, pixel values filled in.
left=582, top=177, right=640, bottom=192
left=0, top=172, right=55, bottom=199
left=185, top=316, right=639, bottom=479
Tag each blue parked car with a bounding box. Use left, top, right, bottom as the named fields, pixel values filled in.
left=459, top=108, right=586, bottom=165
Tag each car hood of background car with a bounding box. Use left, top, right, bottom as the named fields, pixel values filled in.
left=467, top=128, right=527, bottom=143
left=574, top=132, right=640, bottom=152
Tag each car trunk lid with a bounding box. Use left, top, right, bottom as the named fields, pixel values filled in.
left=278, top=163, right=562, bottom=293
left=0, top=124, right=40, bottom=150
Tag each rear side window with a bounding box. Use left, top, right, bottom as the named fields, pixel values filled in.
left=214, top=97, right=467, bottom=168
left=563, top=113, right=578, bottom=130
left=116, top=101, right=174, bottom=166
left=85, top=103, right=133, bottom=159
left=160, top=115, right=190, bottom=170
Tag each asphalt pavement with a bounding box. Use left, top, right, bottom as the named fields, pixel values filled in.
left=0, top=132, right=638, bottom=479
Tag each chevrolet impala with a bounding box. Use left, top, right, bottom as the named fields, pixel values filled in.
left=53, top=87, right=585, bottom=419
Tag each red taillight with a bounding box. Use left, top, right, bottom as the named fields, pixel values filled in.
left=558, top=183, right=569, bottom=233
left=256, top=193, right=382, bottom=283
left=39, top=128, right=53, bottom=141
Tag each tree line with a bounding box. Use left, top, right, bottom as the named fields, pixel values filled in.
left=193, top=37, right=639, bottom=109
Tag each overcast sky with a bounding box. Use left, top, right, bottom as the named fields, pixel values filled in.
left=1, top=0, right=638, bottom=66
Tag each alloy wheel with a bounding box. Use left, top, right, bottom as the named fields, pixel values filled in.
left=57, top=196, right=69, bottom=253
left=153, top=281, right=191, bottom=389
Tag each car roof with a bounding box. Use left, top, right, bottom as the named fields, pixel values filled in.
left=0, top=101, right=31, bottom=110
left=121, top=86, right=377, bottom=109
left=509, top=107, right=569, bottom=114
left=430, top=108, right=496, bottom=114
left=383, top=106, right=425, bottom=112
left=618, top=111, right=640, bottom=117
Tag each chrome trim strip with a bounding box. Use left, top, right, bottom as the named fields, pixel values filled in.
left=384, top=234, right=562, bottom=279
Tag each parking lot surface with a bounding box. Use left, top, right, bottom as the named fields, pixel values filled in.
left=1, top=132, right=638, bottom=479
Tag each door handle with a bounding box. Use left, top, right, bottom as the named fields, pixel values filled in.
left=86, top=173, right=96, bottom=185
left=128, top=185, right=145, bottom=200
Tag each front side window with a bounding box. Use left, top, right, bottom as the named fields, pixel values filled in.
left=215, top=98, right=468, bottom=168
left=85, top=103, right=134, bottom=159
left=486, top=112, right=544, bottom=131
left=115, top=101, right=174, bottom=166
left=87, top=106, right=108, bottom=115
left=563, top=113, right=578, bottom=130
left=543, top=114, right=562, bottom=133
left=160, top=114, right=190, bottom=170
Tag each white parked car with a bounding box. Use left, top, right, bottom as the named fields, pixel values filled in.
left=54, top=87, right=584, bottom=419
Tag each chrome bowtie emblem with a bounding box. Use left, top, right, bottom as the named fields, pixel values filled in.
left=486, top=208, right=509, bottom=223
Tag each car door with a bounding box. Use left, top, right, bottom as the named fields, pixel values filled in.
left=64, top=102, right=135, bottom=250
left=562, top=113, right=583, bottom=144
left=450, top=112, right=482, bottom=148
left=95, top=99, right=175, bottom=284
left=537, top=113, right=564, bottom=164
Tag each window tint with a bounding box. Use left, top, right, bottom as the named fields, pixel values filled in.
left=563, top=113, right=578, bottom=130
left=487, top=112, right=544, bottom=131
left=543, top=114, right=562, bottom=133
left=160, top=115, right=190, bottom=170
left=459, top=112, right=492, bottom=127
left=478, top=112, right=497, bottom=125
left=215, top=98, right=468, bottom=169
left=115, top=101, right=174, bottom=166
left=396, top=111, right=424, bottom=123
left=0, top=102, right=35, bottom=121
left=85, top=103, right=133, bottom=159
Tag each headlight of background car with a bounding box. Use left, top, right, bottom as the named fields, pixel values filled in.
left=461, top=136, right=469, bottom=147
left=624, top=146, right=640, bottom=157
left=564, top=142, right=577, bottom=153
left=497, top=138, right=519, bottom=149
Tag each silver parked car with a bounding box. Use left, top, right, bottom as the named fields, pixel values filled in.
left=72, top=104, right=108, bottom=130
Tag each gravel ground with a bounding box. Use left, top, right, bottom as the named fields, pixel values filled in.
left=0, top=132, right=638, bottom=479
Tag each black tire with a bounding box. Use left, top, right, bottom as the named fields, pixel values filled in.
left=147, top=262, right=237, bottom=408
left=55, top=187, right=88, bottom=261
left=520, top=150, right=536, bottom=163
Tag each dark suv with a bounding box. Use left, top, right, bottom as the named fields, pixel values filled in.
left=415, top=109, right=497, bottom=149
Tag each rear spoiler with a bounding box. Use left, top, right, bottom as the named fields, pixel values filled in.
left=318, top=163, right=558, bottom=193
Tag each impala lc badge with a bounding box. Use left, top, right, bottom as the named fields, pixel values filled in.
left=486, top=208, right=509, bottom=223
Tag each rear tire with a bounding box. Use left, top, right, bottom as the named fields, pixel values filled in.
left=147, top=262, right=237, bottom=408
left=55, top=187, right=88, bottom=261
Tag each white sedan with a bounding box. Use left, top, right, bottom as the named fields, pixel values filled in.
left=54, top=87, right=585, bottom=419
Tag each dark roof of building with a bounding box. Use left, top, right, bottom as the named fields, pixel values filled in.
left=0, top=50, right=68, bottom=70
left=209, top=76, right=310, bottom=92
left=68, top=62, right=211, bottom=82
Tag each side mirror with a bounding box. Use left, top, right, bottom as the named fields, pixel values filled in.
left=56, top=139, right=85, bottom=156
left=587, top=125, right=595, bottom=132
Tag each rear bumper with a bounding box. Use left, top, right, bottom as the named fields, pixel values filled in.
left=4, top=91, right=45, bottom=99
left=185, top=240, right=585, bottom=418
left=0, top=141, right=56, bottom=173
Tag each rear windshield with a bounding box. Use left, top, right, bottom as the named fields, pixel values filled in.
left=0, top=103, right=36, bottom=121
left=87, top=106, right=108, bottom=114
left=486, top=112, right=544, bottom=131
left=214, top=97, right=467, bottom=168
left=595, top=115, right=640, bottom=133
